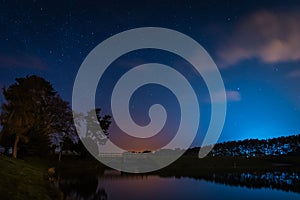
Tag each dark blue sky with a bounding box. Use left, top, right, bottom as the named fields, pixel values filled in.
left=1, top=0, right=300, bottom=148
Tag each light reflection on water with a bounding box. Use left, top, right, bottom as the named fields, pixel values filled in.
left=57, top=170, right=300, bottom=200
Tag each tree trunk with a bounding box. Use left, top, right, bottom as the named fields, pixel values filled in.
left=58, top=142, right=63, bottom=162
left=58, top=151, right=62, bottom=162
left=13, top=135, right=20, bottom=158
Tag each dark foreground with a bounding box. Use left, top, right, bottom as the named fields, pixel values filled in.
left=1, top=154, right=300, bottom=199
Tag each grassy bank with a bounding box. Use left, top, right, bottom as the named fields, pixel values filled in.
left=0, top=154, right=62, bottom=200
left=154, top=155, right=300, bottom=177
left=56, top=154, right=300, bottom=177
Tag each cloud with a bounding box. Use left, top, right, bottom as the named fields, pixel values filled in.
left=0, top=53, right=47, bottom=70
left=208, top=90, right=241, bottom=103
left=226, top=91, right=242, bottom=102
left=286, top=69, right=300, bottom=78
left=217, top=9, right=300, bottom=67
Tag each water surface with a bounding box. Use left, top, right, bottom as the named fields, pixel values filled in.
left=58, top=170, right=300, bottom=200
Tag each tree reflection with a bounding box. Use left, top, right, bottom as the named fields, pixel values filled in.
left=58, top=176, right=107, bottom=200
left=208, top=171, right=300, bottom=193
left=169, top=170, right=300, bottom=194
left=56, top=169, right=300, bottom=199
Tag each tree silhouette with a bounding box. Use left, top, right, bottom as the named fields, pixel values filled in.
left=86, top=108, right=111, bottom=144
left=0, top=75, right=76, bottom=158
left=73, top=108, right=112, bottom=158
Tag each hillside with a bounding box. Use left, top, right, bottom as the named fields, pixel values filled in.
left=0, top=155, right=61, bottom=200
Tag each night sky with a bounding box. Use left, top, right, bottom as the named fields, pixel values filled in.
left=1, top=0, right=300, bottom=149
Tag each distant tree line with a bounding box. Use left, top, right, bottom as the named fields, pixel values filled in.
left=185, top=134, right=300, bottom=157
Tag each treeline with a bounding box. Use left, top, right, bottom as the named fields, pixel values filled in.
left=0, top=75, right=111, bottom=160
left=186, top=134, right=300, bottom=157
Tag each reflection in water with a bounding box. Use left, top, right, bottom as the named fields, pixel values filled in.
left=58, top=176, right=107, bottom=200
left=56, top=169, right=300, bottom=200
left=201, top=171, right=300, bottom=194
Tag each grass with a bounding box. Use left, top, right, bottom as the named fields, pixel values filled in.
left=148, top=155, right=300, bottom=177
left=56, top=154, right=300, bottom=177
left=0, top=154, right=62, bottom=200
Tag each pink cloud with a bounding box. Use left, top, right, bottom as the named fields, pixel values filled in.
left=226, top=91, right=242, bottom=102
left=217, top=9, right=300, bottom=67
left=208, top=90, right=241, bottom=103
left=0, top=53, right=47, bottom=70
left=286, top=69, right=300, bottom=78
